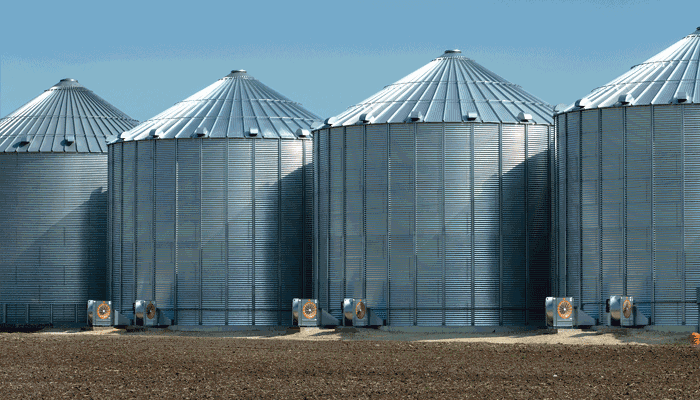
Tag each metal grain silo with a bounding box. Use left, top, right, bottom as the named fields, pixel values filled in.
left=555, top=27, right=700, bottom=326
left=109, top=70, right=318, bottom=325
left=313, top=50, right=554, bottom=326
left=0, top=78, right=138, bottom=324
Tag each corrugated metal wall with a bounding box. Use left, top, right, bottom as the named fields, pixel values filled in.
left=557, top=104, right=700, bottom=326
left=109, top=138, right=312, bottom=325
left=0, top=153, right=107, bottom=324
left=314, top=122, right=552, bottom=326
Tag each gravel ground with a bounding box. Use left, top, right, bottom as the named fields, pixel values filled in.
left=1, top=327, right=699, bottom=399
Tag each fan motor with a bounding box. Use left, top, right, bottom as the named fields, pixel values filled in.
left=557, top=299, right=572, bottom=319
left=97, top=302, right=111, bottom=320
left=303, top=300, right=317, bottom=319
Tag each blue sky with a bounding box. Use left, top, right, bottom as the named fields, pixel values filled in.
left=1, top=0, right=697, bottom=122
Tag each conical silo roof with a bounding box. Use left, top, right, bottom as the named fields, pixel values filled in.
left=0, top=78, right=138, bottom=153
left=326, top=50, right=553, bottom=126
left=564, top=27, right=700, bottom=111
left=120, top=70, right=321, bottom=141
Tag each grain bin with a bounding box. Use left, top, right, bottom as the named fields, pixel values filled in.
left=109, top=70, right=319, bottom=325
left=555, top=27, right=700, bottom=326
left=313, top=50, right=554, bottom=326
left=0, top=78, right=138, bottom=324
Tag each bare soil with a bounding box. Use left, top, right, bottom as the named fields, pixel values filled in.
left=1, top=327, right=699, bottom=399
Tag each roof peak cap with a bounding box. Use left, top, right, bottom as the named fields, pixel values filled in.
left=438, top=49, right=466, bottom=59
left=228, top=69, right=248, bottom=76
left=51, top=78, right=83, bottom=89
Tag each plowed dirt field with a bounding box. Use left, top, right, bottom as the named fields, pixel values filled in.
left=1, top=327, right=699, bottom=399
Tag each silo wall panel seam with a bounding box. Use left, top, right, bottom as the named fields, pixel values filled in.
left=317, top=129, right=329, bottom=311
left=388, top=123, right=415, bottom=326
left=280, top=140, right=304, bottom=318
left=329, top=127, right=344, bottom=318
left=528, top=124, right=550, bottom=323
left=364, top=124, right=388, bottom=321
left=601, top=107, right=624, bottom=317
left=556, top=114, right=567, bottom=297
left=121, top=143, right=136, bottom=318
left=304, top=140, right=314, bottom=299
left=136, top=140, right=155, bottom=304
left=501, top=124, right=526, bottom=325
left=653, top=106, right=683, bottom=325
left=416, top=123, right=445, bottom=327
left=565, top=111, right=581, bottom=306
left=176, top=139, right=201, bottom=325
left=344, top=126, right=364, bottom=302
left=444, top=123, right=471, bottom=326
left=254, top=139, right=280, bottom=325
left=201, top=140, right=226, bottom=325
left=626, top=106, right=653, bottom=318
left=473, top=123, right=500, bottom=326
left=228, top=140, right=253, bottom=325
left=155, top=140, right=176, bottom=321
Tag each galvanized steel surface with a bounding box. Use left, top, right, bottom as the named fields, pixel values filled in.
left=562, top=28, right=700, bottom=112
left=0, top=80, right=136, bottom=325
left=0, top=79, right=138, bottom=153
left=0, top=153, right=108, bottom=324
left=556, top=104, right=700, bottom=326
left=327, top=50, right=553, bottom=126
left=109, top=138, right=313, bottom=325
left=119, top=70, right=321, bottom=141
left=313, top=122, right=552, bottom=326
left=110, top=70, right=317, bottom=325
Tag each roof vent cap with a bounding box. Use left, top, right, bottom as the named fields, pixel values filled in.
left=575, top=98, right=591, bottom=109
left=296, top=128, right=310, bottom=137
left=231, top=70, right=247, bottom=74
left=310, top=121, right=324, bottom=130
left=106, top=135, right=121, bottom=145
left=148, top=128, right=163, bottom=139
left=445, top=49, right=461, bottom=54
left=192, top=126, right=209, bottom=138
left=358, top=112, right=374, bottom=124
left=464, top=112, right=478, bottom=121
left=248, top=127, right=259, bottom=137
left=324, top=117, right=337, bottom=126
left=18, top=135, right=31, bottom=146
left=60, top=78, right=77, bottom=82
left=618, top=93, right=634, bottom=105
left=407, top=111, right=423, bottom=122
left=63, top=135, right=75, bottom=146
left=517, top=112, right=533, bottom=122
left=674, top=91, right=689, bottom=103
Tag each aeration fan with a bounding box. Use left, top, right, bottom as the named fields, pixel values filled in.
left=605, top=296, right=648, bottom=327
left=292, top=298, right=339, bottom=327
left=87, top=300, right=131, bottom=327
left=545, top=297, right=595, bottom=328
left=342, top=298, right=384, bottom=327
left=134, top=300, right=171, bottom=326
